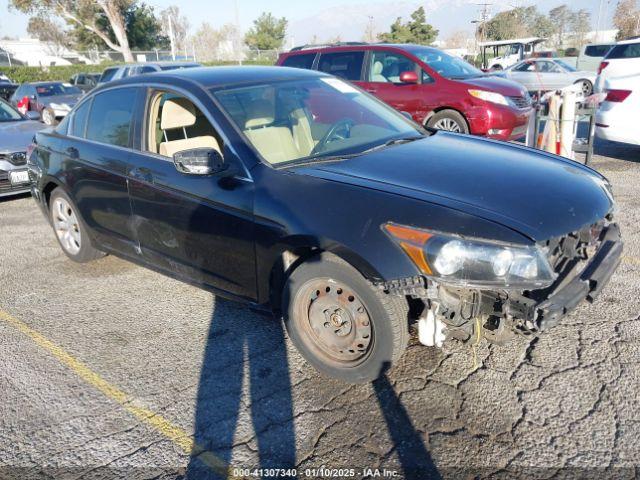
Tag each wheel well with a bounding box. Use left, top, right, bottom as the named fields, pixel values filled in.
left=268, top=246, right=322, bottom=313
left=424, top=107, right=470, bottom=130
left=42, top=181, right=59, bottom=209
left=267, top=247, right=380, bottom=314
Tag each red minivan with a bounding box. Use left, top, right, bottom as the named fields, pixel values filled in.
left=277, top=44, right=533, bottom=141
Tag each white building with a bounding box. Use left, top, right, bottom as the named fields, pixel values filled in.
left=0, top=38, right=90, bottom=66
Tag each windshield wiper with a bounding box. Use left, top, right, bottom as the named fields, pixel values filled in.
left=281, top=136, right=425, bottom=168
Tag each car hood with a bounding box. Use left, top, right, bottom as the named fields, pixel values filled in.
left=295, top=133, right=613, bottom=242
left=41, top=94, right=81, bottom=107
left=459, top=75, right=527, bottom=96
left=0, top=120, right=45, bottom=152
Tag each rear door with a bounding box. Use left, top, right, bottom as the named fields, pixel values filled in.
left=63, top=87, right=142, bottom=255
left=126, top=88, right=257, bottom=299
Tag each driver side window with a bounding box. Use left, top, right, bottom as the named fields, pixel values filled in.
left=368, top=51, right=419, bottom=84
left=146, top=91, right=222, bottom=159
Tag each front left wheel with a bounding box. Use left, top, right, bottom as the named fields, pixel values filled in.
left=50, top=187, right=105, bottom=263
left=282, top=254, right=409, bottom=383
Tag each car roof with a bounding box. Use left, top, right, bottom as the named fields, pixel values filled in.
left=25, top=81, right=67, bottom=86
left=110, top=61, right=200, bottom=68
left=617, top=38, right=640, bottom=45
left=284, top=43, right=442, bottom=54
left=101, top=66, right=327, bottom=90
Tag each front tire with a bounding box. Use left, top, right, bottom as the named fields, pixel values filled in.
left=49, top=187, right=105, bottom=263
left=282, top=254, right=409, bottom=383
left=426, top=110, right=469, bottom=134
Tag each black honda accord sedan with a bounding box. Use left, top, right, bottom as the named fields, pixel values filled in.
left=27, top=66, right=622, bottom=383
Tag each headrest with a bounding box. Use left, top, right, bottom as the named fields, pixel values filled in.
left=161, top=98, right=196, bottom=130
left=244, top=100, right=274, bottom=129
left=373, top=61, right=384, bottom=75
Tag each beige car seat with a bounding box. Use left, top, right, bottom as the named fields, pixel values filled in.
left=371, top=61, right=388, bottom=82
left=243, top=100, right=300, bottom=164
left=159, top=98, right=220, bottom=157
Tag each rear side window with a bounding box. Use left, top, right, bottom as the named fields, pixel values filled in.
left=318, top=51, right=365, bottom=81
left=70, top=100, right=91, bottom=138
left=606, top=43, right=640, bottom=59
left=139, top=66, right=156, bottom=74
left=282, top=53, right=316, bottom=70
left=585, top=45, right=612, bottom=57
left=86, top=88, right=137, bottom=148
left=100, top=68, right=118, bottom=83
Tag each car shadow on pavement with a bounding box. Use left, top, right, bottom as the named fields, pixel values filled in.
left=184, top=297, right=297, bottom=479
left=373, top=371, right=442, bottom=480
left=185, top=298, right=441, bottom=480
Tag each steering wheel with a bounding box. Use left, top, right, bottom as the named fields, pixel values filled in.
left=310, top=118, right=354, bottom=156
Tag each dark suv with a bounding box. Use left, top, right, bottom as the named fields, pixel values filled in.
left=28, top=67, right=621, bottom=383
left=278, top=43, right=533, bottom=140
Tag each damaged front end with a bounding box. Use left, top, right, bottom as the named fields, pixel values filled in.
left=382, top=218, right=623, bottom=348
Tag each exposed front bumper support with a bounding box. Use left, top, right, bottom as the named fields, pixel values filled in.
left=515, top=224, right=623, bottom=332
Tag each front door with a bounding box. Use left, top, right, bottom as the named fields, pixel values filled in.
left=127, top=90, right=257, bottom=299
left=359, top=50, right=435, bottom=124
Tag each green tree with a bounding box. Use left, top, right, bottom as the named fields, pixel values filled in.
left=378, top=7, right=438, bottom=44
left=482, top=6, right=552, bottom=40
left=9, top=0, right=135, bottom=61
left=244, top=12, right=288, bottom=51
left=71, top=2, right=168, bottom=52
left=549, top=4, right=573, bottom=49
left=613, top=0, right=640, bottom=39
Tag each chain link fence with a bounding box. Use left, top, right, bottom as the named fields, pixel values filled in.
left=0, top=45, right=280, bottom=68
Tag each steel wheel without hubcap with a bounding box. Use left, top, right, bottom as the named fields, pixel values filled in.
left=294, top=279, right=373, bottom=366
left=432, top=117, right=462, bottom=132
left=52, top=197, right=81, bottom=255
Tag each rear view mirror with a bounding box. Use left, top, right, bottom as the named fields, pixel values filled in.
left=173, top=148, right=226, bottom=175
left=399, top=71, right=418, bottom=84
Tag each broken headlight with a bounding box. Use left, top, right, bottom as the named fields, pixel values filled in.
left=384, top=223, right=557, bottom=290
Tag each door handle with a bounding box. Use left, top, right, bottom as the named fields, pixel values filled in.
left=65, top=147, right=79, bottom=159
left=130, top=167, right=153, bottom=183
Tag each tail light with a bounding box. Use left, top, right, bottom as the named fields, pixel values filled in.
left=597, top=61, right=609, bottom=75
left=605, top=89, right=632, bottom=102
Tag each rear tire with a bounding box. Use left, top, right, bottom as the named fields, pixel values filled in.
left=575, top=79, right=593, bottom=96
left=426, top=110, right=469, bottom=134
left=282, top=253, right=409, bottom=383
left=49, top=187, right=105, bottom=263
left=42, top=108, right=55, bottom=126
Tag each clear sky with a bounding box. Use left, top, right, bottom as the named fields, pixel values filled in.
left=0, top=0, right=617, bottom=45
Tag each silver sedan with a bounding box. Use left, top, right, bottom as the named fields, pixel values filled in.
left=0, top=99, right=45, bottom=197
left=496, top=58, right=596, bottom=96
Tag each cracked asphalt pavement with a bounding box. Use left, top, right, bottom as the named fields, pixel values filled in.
left=1, top=141, right=640, bottom=479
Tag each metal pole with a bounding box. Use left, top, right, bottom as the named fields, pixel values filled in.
left=168, top=15, right=176, bottom=61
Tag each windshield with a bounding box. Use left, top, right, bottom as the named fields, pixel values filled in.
left=36, top=83, right=81, bottom=97
left=405, top=46, right=484, bottom=79
left=213, top=77, right=422, bottom=165
left=0, top=99, right=23, bottom=122
left=555, top=59, right=576, bottom=71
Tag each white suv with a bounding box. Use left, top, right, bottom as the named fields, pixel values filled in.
left=595, top=38, right=640, bottom=92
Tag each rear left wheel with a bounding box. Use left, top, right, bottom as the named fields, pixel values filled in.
left=42, top=108, right=55, bottom=126
left=50, top=187, right=105, bottom=263
left=282, top=254, right=409, bottom=383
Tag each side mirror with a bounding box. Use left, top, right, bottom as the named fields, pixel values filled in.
left=25, top=111, right=40, bottom=121
left=173, top=148, right=226, bottom=175
left=399, top=71, right=418, bottom=84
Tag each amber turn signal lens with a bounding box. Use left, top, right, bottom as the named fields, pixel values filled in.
left=384, top=224, right=433, bottom=275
